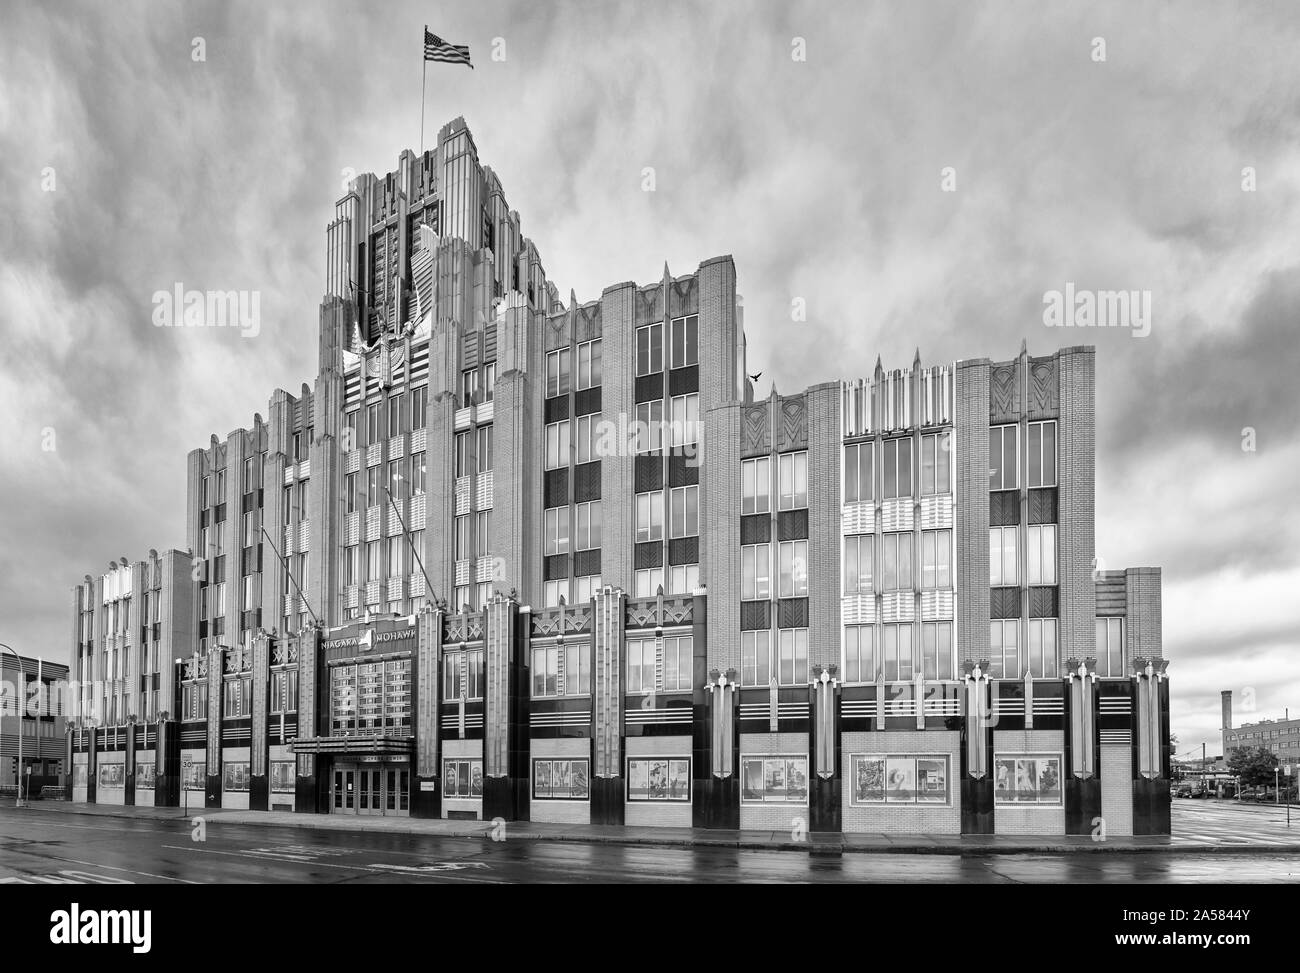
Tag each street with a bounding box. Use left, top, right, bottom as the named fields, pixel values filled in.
left=0, top=803, right=1297, bottom=883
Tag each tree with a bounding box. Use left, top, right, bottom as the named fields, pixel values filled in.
left=1227, top=746, right=1278, bottom=788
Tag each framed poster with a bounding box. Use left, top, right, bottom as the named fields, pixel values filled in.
left=532, top=758, right=589, bottom=800
left=994, top=754, right=1062, bottom=805
left=739, top=755, right=809, bottom=804
left=851, top=754, right=951, bottom=806
left=627, top=758, right=691, bottom=802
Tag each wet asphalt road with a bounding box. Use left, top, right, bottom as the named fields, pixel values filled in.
left=0, top=805, right=1297, bottom=883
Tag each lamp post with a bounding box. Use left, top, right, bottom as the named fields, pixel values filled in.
left=0, top=643, right=24, bottom=808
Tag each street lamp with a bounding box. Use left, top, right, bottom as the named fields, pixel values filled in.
left=0, top=643, right=25, bottom=808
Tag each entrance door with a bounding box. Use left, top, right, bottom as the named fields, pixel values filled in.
left=333, top=768, right=357, bottom=813
left=334, top=763, right=408, bottom=815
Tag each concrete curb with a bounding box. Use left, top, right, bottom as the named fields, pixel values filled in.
left=13, top=804, right=1300, bottom=856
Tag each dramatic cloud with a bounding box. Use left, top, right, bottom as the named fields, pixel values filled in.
left=2, top=0, right=1297, bottom=759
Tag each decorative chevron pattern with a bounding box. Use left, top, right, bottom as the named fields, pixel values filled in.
left=990, top=364, right=1016, bottom=421
left=743, top=406, right=768, bottom=452
left=1030, top=360, right=1057, bottom=414
left=781, top=397, right=807, bottom=450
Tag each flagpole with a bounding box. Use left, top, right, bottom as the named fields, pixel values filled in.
left=419, top=25, right=428, bottom=155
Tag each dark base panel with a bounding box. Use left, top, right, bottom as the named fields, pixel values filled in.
left=809, top=777, right=840, bottom=833
left=1132, top=778, right=1172, bottom=836
left=125, top=776, right=136, bottom=807
left=590, top=776, right=625, bottom=826
left=154, top=775, right=177, bottom=807
left=960, top=775, right=994, bottom=834
left=483, top=774, right=528, bottom=821
left=205, top=774, right=221, bottom=809
left=295, top=774, right=323, bottom=813
left=249, top=774, right=269, bottom=812
left=693, top=774, right=740, bottom=830
left=411, top=775, right=440, bottom=819
left=1065, top=775, right=1102, bottom=835
left=159, top=721, right=180, bottom=807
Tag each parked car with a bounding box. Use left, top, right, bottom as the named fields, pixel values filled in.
left=1174, top=785, right=1193, bottom=798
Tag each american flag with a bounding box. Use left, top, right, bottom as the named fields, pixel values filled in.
left=423, top=29, right=472, bottom=69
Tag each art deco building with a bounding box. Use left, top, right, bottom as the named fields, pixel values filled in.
left=68, top=116, right=1170, bottom=835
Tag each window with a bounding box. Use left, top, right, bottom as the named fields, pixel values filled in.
left=182, top=761, right=206, bottom=791
left=545, top=348, right=571, bottom=398
left=532, top=759, right=589, bottom=800
left=545, top=420, right=570, bottom=470
left=778, top=628, right=808, bottom=686
left=365, top=540, right=381, bottom=579
left=994, top=754, right=1062, bottom=805
left=1027, top=619, right=1058, bottom=678
left=388, top=393, right=404, bottom=435
left=778, top=540, right=808, bottom=597
left=741, top=755, right=808, bottom=804
left=668, top=564, right=698, bottom=595
left=222, top=762, right=250, bottom=793
left=778, top=451, right=808, bottom=509
left=636, top=401, right=663, bottom=453
left=388, top=537, right=403, bottom=578
left=242, top=511, right=257, bottom=547
left=1027, top=420, right=1057, bottom=488
left=280, top=486, right=292, bottom=524
left=921, top=431, right=951, bottom=495
left=543, top=507, right=569, bottom=556
left=844, top=625, right=876, bottom=683
left=883, top=624, right=913, bottom=681
left=989, top=424, right=1019, bottom=491
left=626, top=638, right=656, bottom=693
left=921, top=530, right=951, bottom=589
left=410, top=386, right=428, bottom=428
left=443, top=652, right=463, bottom=700
left=881, top=532, right=913, bottom=591
left=366, top=466, right=382, bottom=507
left=475, top=511, right=491, bottom=558
left=850, top=754, right=950, bottom=805
left=543, top=579, right=570, bottom=607
left=990, top=527, right=1018, bottom=586
left=454, top=431, right=472, bottom=478
left=921, top=622, right=953, bottom=680
left=345, top=472, right=358, bottom=514
left=411, top=453, right=426, bottom=495
left=452, top=516, right=471, bottom=562
left=366, top=402, right=383, bottom=444
left=844, top=442, right=873, bottom=503
left=1096, top=617, right=1124, bottom=677
left=741, top=457, right=770, bottom=514
left=242, top=455, right=260, bottom=494
left=443, top=758, right=484, bottom=798
left=669, top=394, right=699, bottom=447
left=476, top=424, right=493, bottom=472
left=634, top=568, right=664, bottom=598
left=627, top=758, right=690, bottom=802
left=270, top=668, right=298, bottom=713
left=989, top=620, right=1019, bottom=679
left=577, top=339, right=602, bottom=389
left=342, top=410, right=358, bottom=451
left=669, top=485, right=699, bottom=538
left=574, top=574, right=601, bottom=602
left=574, top=414, right=597, bottom=464
left=461, top=368, right=478, bottom=408
left=843, top=534, right=873, bottom=595
left=741, top=544, right=770, bottom=600
left=531, top=644, right=591, bottom=698
left=222, top=677, right=251, bottom=718
left=882, top=438, right=913, bottom=499
left=1026, top=525, right=1056, bottom=585
left=636, top=323, right=663, bottom=375
left=670, top=314, right=698, bottom=368
left=266, top=760, right=294, bottom=793
left=181, top=682, right=207, bottom=721
left=636, top=491, right=663, bottom=543
left=484, top=363, right=496, bottom=403
left=388, top=459, right=405, bottom=500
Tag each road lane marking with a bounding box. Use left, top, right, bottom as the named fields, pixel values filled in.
left=161, top=845, right=499, bottom=882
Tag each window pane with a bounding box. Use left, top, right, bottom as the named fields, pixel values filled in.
left=1004, top=427, right=1017, bottom=489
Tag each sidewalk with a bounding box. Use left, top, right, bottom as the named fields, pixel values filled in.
left=17, top=800, right=1300, bottom=854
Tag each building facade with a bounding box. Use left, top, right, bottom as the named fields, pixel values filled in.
left=1, top=652, right=67, bottom=793
left=68, top=116, right=1170, bottom=835
left=1221, top=691, right=1300, bottom=765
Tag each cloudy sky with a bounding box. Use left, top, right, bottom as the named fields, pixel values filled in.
left=2, top=0, right=1297, bottom=757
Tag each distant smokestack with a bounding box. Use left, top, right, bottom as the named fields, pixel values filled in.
left=1221, top=690, right=1233, bottom=731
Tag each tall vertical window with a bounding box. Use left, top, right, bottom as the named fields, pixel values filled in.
left=454, top=431, right=471, bottom=478
left=475, top=511, right=492, bottom=557
left=388, top=539, right=403, bottom=578
left=636, top=491, right=664, bottom=543
left=990, top=527, right=1018, bottom=586
left=920, top=431, right=951, bottom=495
left=366, top=403, right=383, bottom=444
left=243, top=455, right=261, bottom=494
left=989, top=620, right=1019, bottom=679
left=411, top=454, right=426, bottom=495
left=342, top=545, right=359, bottom=587
left=843, top=534, right=873, bottom=595
left=626, top=639, right=657, bottom=693
left=881, top=532, right=913, bottom=591
left=574, top=414, right=597, bottom=463
left=483, top=363, right=496, bottom=403
left=545, top=420, right=570, bottom=470
left=545, top=348, right=571, bottom=398
left=669, top=394, right=699, bottom=447
left=575, top=501, right=601, bottom=550
left=741, top=544, right=770, bottom=600
left=778, top=451, right=808, bottom=510
left=576, top=339, right=602, bottom=389
left=669, top=485, right=699, bottom=538
left=741, top=457, right=770, bottom=514
left=453, top=516, right=470, bottom=561
left=882, top=438, right=913, bottom=499
left=409, top=386, right=428, bottom=428
left=670, top=314, right=699, bottom=368
left=635, top=401, right=663, bottom=453
left=921, top=622, right=953, bottom=680
left=661, top=636, right=693, bottom=691
left=778, top=629, right=808, bottom=686
left=844, top=441, right=873, bottom=503
left=461, top=368, right=479, bottom=408
left=387, top=393, right=404, bottom=435
left=844, top=625, right=876, bottom=683
left=1026, top=524, right=1057, bottom=585
left=365, top=541, right=380, bottom=580
left=883, top=624, right=913, bottom=681
left=345, top=473, right=358, bottom=514
left=1027, top=420, right=1057, bottom=488
left=989, top=424, right=1019, bottom=491
left=1027, top=619, right=1058, bottom=678
left=778, top=540, right=808, bottom=597
left=921, top=530, right=951, bottom=589
left=741, top=630, right=771, bottom=687
left=387, top=459, right=405, bottom=500
left=476, top=424, right=493, bottom=472
left=342, top=410, right=358, bottom=451
left=1096, top=617, right=1124, bottom=677
left=365, top=466, right=382, bottom=507
left=636, top=323, right=663, bottom=375
left=543, top=507, right=569, bottom=556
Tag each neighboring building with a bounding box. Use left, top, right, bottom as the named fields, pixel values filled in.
left=0, top=652, right=69, bottom=791
left=68, top=115, right=1170, bottom=835
left=1221, top=690, right=1300, bottom=763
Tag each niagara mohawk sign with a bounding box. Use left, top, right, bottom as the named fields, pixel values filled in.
left=321, top=619, right=418, bottom=661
